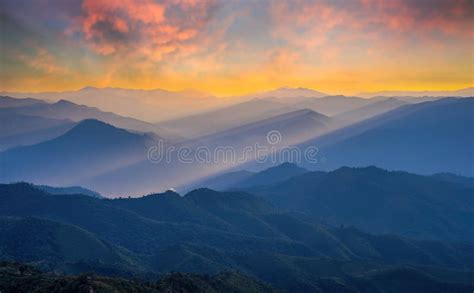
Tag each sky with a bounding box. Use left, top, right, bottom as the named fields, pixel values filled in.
left=0, top=0, right=473, bottom=96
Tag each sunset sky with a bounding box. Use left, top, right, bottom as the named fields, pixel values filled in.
left=1, top=0, right=472, bottom=96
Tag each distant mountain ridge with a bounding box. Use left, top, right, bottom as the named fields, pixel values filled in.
left=87, top=109, right=331, bottom=196
left=0, top=95, right=44, bottom=108
left=6, top=98, right=157, bottom=133
left=2, top=96, right=471, bottom=196
left=0, top=121, right=75, bottom=151
left=0, top=119, right=155, bottom=186
left=193, top=108, right=331, bottom=148
left=1, top=96, right=183, bottom=142
left=297, top=97, right=474, bottom=176
left=0, top=111, right=76, bottom=150
left=249, top=86, right=328, bottom=99
left=334, top=97, right=407, bottom=124
left=359, top=87, right=474, bottom=98
left=0, top=87, right=231, bottom=122
left=0, top=112, right=72, bottom=137
left=288, top=95, right=373, bottom=116
left=157, top=98, right=294, bottom=138
left=183, top=163, right=308, bottom=192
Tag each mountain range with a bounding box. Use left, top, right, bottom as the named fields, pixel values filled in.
left=230, top=164, right=474, bottom=242
left=0, top=98, right=184, bottom=149
left=0, top=95, right=44, bottom=108
left=2, top=86, right=330, bottom=124
left=182, top=162, right=308, bottom=192
left=1, top=89, right=473, bottom=291
left=192, top=109, right=331, bottom=150
left=0, top=111, right=75, bottom=151
left=80, top=108, right=330, bottom=196
left=247, top=86, right=328, bottom=100
left=4, top=86, right=471, bottom=122
left=4, top=99, right=158, bottom=133
left=0, top=119, right=156, bottom=186
left=359, top=87, right=474, bottom=98
left=174, top=96, right=473, bottom=194
left=0, top=87, right=231, bottom=122
left=157, top=98, right=294, bottom=138
left=0, top=182, right=472, bottom=291
left=157, top=95, right=387, bottom=138
left=1, top=95, right=472, bottom=195
left=334, top=97, right=407, bottom=124
left=297, top=97, right=474, bottom=176
left=288, top=95, right=374, bottom=116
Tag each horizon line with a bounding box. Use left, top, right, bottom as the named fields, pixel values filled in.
left=1, top=85, right=473, bottom=99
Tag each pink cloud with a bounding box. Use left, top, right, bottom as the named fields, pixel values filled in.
left=80, top=0, right=216, bottom=59
left=270, top=0, right=473, bottom=52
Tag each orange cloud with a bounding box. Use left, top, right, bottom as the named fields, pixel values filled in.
left=16, top=47, right=69, bottom=75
